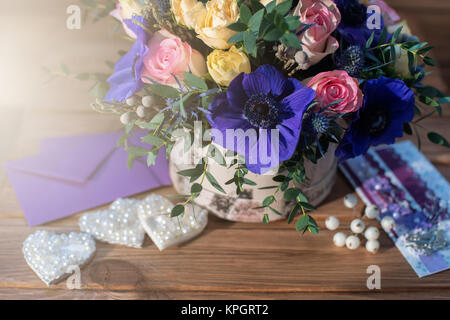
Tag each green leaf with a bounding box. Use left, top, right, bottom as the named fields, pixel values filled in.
left=275, top=0, right=292, bottom=16
left=239, top=4, right=252, bottom=24
left=262, top=195, right=275, bottom=207
left=248, top=8, right=265, bottom=34
left=206, top=172, right=226, bottom=193
left=299, top=202, right=316, bottom=211
left=171, top=205, right=185, bottom=217
left=366, top=31, right=375, bottom=48
left=141, top=134, right=164, bottom=147
left=423, top=56, right=436, bottom=66
left=437, top=97, right=450, bottom=104
left=284, top=188, right=301, bottom=201
left=295, top=215, right=309, bottom=231
left=287, top=203, right=300, bottom=224
left=147, top=83, right=179, bottom=98
left=243, top=31, right=257, bottom=57
left=147, top=152, right=157, bottom=166
left=390, top=26, right=403, bottom=44
left=281, top=32, right=302, bottom=50
left=228, top=22, right=248, bottom=32
left=126, top=145, right=148, bottom=158
left=183, top=72, right=208, bottom=90
left=427, top=132, right=450, bottom=147
left=228, top=32, right=245, bottom=44
left=191, top=183, right=203, bottom=194
left=262, top=213, right=270, bottom=224
left=285, top=16, right=302, bottom=31
left=177, top=167, right=203, bottom=177
left=242, top=178, right=257, bottom=186
left=268, top=206, right=282, bottom=216
left=263, top=28, right=284, bottom=42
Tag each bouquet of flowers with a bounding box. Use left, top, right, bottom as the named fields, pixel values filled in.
left=85, top=0, right=449, bottom=234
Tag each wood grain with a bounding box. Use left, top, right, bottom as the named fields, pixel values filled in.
left=0, top=0, right=449, bottom=299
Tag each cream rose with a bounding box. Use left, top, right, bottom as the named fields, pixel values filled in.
left=194, top=0, right=240, bottom=50
left=259, top=0, right=286, bottom=6
left=118, top=0, right=143, bottom=19
left=171, top=0, right=206, bottom=29
left=207, top=46, right=251, bottom=86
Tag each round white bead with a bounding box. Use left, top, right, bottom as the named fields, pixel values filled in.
left=365, top=240, right=380, bottom=254
left=141, top=96, right=154, bottom=108
left=325, top=216, right=340, bottom=231
left=381, top=216, right=395, bottom=231
left=120, top=112, right=131, bottom=125
left=344, top=194, right=358, bottom=208
left=126, top=96, right=137, bottom=106
left=333, top=232, right=346, bottom=247
left=350, top=219, right=365, bottom=234
left=345, top=235, right=360, bottom=250
left=136, top=106, right=146, bottom=118
left=364, top=226, right=380, bottom=240
left=364, top=205, right=379, bottom=219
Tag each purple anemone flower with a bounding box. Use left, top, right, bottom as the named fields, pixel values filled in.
left=206, top=65, right=315, bottom=174
left=104, top=16, right=150, bottom=103
left=336, top=77, right=415, bottom=160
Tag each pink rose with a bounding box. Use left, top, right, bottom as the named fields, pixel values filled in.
left=307, top=70, right=363, bottom=113
left=293, top=0, right=341, bottom=70
left=141, top=30, right=207, bottom=86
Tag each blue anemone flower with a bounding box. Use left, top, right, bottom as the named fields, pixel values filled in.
left=335, top=77, right=415, bottom=160
left=206, top=65, right=315, bottom=174
left=104, top=16, right=150, bottom=103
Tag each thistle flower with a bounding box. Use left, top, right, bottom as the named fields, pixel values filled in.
left=335, top=45, right=366, bottom=77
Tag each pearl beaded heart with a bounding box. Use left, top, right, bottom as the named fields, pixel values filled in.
left=137, top=194, right=208, bottom=251
left=79, top=198, right=145, bottom=248
left=23, top=230, right=96, bottom=286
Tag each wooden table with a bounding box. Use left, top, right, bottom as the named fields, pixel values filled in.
left=0, top=1, right=449, bottom=299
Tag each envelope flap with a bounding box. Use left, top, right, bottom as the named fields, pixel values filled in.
left=8, top=132, right=122, bottom=183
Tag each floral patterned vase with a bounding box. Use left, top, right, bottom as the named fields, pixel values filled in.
left=169, top=141, right=337, bottom=223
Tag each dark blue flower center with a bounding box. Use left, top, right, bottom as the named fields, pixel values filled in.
left=244, top=94, right=280, bottom=128
left=360, top=107, right=391, bottom=136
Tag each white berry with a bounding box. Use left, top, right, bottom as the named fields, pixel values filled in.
left=381, top=216, right=395, bottom=231
left=120, top=112, right=132, bottom=125
left=325, top=216, right=340, bottom=231
left=350, top=219, right=365, bottom=234
left=365, top=240, right=380, bottom=254
left=126, top=96, right=137, bottom=106
left=364, top=205, right=379, bottom=219
left=344, top=194, right=358, bottom=208
left=136, top=105, right=146, bottom=118
left=345, top=235, right=360, bottom=250
left=333, top=232, right=346, bottom=247
left=141, top=96, right=154, bottom=108
left=364, top=226, right=380, bottom=240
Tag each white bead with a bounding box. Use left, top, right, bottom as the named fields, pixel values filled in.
left=364, top=205, right=379, bottom=219
left=136, top=106, right=146, bottom=118
left=345, top=235, right=360, bottom=250
left=333, top=232, right=346, bottom=247
left=344, top=194, right=358, bottom=208
left=350, top=219, right=365, bottom=234
left=141, top=96, right=154, bottom=108
left=325, top=216, right=340, bottom=230
left=126, top=96, right=137, bottom=106
left=381, top=216, right=395, bottom=231
left=365, top=240, right=380, bottom=254
left=364, top=226, right=380, bottom=240
left=120, top=112, right=131, bottom=125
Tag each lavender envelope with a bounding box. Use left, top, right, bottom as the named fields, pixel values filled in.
left=4, top=131, right=172, bottom=226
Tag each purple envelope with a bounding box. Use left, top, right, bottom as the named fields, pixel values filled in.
left=4, top=131, right=172, bottom=226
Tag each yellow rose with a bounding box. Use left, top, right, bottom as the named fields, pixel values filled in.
left=207, top=46, right=251, bottom=86
left=171, top=0, right=206, bottom=29
left=194, top=0, right=239, bottom=50
left=118, top=0, right=143, bottom=19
